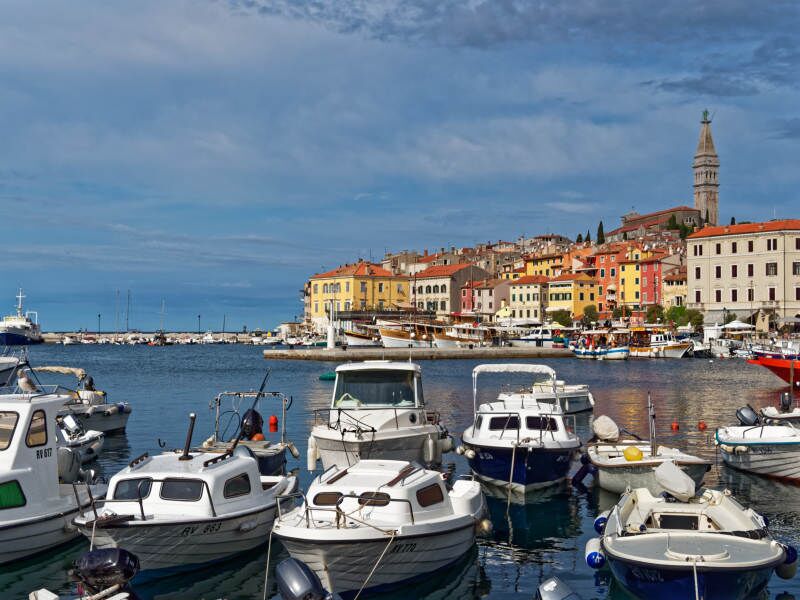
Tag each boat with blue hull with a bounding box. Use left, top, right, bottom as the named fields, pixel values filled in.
left=461, top=364, right=580, bottom=492
left=0, top=289, right=42, bottom=345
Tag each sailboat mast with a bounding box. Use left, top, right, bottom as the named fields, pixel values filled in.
left=126, top=290, right=131, bottom=332
left=649, top=392, right=657, bottom=458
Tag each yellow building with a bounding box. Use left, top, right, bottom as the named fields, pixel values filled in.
left=307, top=261, right=410, bottom=326
left=618, top=259, right=642, bottom=308
left=546, top=273, right=598, bottom=320
left=525, top=252, right=564, bottom=277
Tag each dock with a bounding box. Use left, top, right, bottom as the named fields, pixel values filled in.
left=263, top=346, right=572, bottom=361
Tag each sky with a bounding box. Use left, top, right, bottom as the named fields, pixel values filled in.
left=1, top=0, right=798, bottom=331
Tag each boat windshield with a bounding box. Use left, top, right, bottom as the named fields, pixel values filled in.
left=333, top=370, right=418, bottom=408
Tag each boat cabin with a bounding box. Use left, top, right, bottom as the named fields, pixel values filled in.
left=331, top=361, right=424, bottom=410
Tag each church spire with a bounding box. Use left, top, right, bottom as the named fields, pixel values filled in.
left=693, top=110, right=719, bottom=226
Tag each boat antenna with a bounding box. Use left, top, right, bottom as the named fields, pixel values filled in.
left=179, top=413, right=197, bottom=461
left=648, top=392, right=657, bottom=458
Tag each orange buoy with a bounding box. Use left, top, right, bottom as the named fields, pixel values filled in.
left=251, top=432, right=265, bottom=441
left=268, top=414, right=279, bottom=433
left=698, top=420, right=707, bottom=431
left=671, top=420, right=679, bottom=431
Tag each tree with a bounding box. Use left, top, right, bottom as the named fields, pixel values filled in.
left=612, top=305, right=631, bottom=319
left=582, top=304, right=599, bottom=326
left=597, top=221, right=605, bottom=244
left=551, top=309, right=573, bottom=327
left=704, top=210, right=709, bottom=224
left=585, top=230, right=591, bottom=243
left=667, top=214, right=679, bottom=229
left=686, top=309, right=704, bottom=330
left=645, top=304, right=665, bottom=323
left=678, top=223, right=692, bottom=239
left=665, top=305, right=687, bottom=325
left=576, top=233, right=583, bottom=243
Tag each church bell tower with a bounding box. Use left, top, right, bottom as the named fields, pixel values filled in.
left=693, top=110, right=719, bottom=226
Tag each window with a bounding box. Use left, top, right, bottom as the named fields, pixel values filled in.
left=322, top=284, right=328, bottom=293
left=731, top=265, right=737, bottom=278
left=313, top=284, right=318, bottom=294
left=635, top=291, right=640, bottom=300
left=526, top=416, right=558, bottom=430
left=797, top=288, right=800, bottom=301
left=747, top=264, right=754, bottom=277
left=314, top=302, right=318, bottom=313
left=695, top=290, right=701, bottom=303
left=766, top=263, right=778, bottom=276
left=345, top=282, right=350, bottom=292
left=396, top=283, right=403, bottom=293
left=416, top=483, right=444, bottom=507
left=635, top=278, right=639, bottom=285
left=748, top=288, right=754, bottom=302
left=748, top=240, right=754, bottom=252
left=378, top=282, right=384, bottom=293
left=731, top=289, right=738, bottom=302
left=635, top=264, right=640, bottom=271
left=425, top=285, right=432, bottom=293
left=26, top=410, right=47, bottom=447
left=440, top=301, right=446, bottom=310
left=600, top=269, right=605, bottom=278
left=489, top=416, right=520, bottom=430
left=793, top=262, right=800, bottom=276
left=432, top=285, right=439, bottom=294
left=0, top=412, right=18, bottom=451
left=731, top=242, right=737, bottom=254
left=360, top=282, right=367, bottom=293
left=0, top=480, right=25, bottom=510
left=313, top=492, right=342, bottom=506
left=223, top=473, right=251, bottom=499
left=715, top=266, right=721, bottom=279
left=715, top=243, right=721, bottom=255
left=797, top=238, right=800, bottom=250
left=579, top=292, right=584, bottom=301
left=113, top=478, right=153, bottom=500
left=441, top=284, right=447, bottom=293
left=160, top=478, right=204, bottom=501
left=695, top=267, right=701, bottom=280
left=611, top=268, right=616, bottom=277
left=715, top=290, right=722, bottom=302
left=358, top=491, right=391, bottom=507
left=769, top=288, right=776, bottom=301
left=767, top=238, right=779, bottom=251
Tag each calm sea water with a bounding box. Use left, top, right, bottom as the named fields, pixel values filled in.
left=3, top=344, right=800, bottom=600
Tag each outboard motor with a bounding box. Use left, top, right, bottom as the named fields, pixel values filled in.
left=241, top=408, right=264, bottom=439
left=275, top=557, right=337, bottom=600
left=736, top=405, right=760, bottom=427
left=57, top=447, right=81, bottom=484
left=536, top=576, right=583, bottom=599
left=780, top=392, right=793, bottom=413
left=72, top=548, right=139, bottom=594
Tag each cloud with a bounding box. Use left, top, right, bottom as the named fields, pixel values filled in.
left=772, top=118, right=800, bottom=139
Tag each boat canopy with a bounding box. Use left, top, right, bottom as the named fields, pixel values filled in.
left=33, top=366, right=87, bottom=379
left=472, top=364, right=556, bottom=412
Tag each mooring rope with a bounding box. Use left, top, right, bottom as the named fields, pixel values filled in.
left=262, top=528, right=275, bottom=600
left=353, top=531, right=396, bottom=600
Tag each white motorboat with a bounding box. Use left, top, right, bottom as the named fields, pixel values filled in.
left=307, top=361, right=453, bottom=471
left=273, top=459, right=486, bottom=597
left=57, top=414, right=104, bottom=464
left=716, top=404, right=800, bottom=481
left=759, top=392, right=800, bottom=424
left=582, top=401, right=710, bottom=494
left=433, top=324, right=491, bottom=349
left=74, top=414, right=298, bottom=575
left=0, top=384, right=105, bottom=565
left=0, top=288, right=43, bottom=345
left=527, top=373, right=594, bottom=414
left=461, top=364, right=581, bottom=492
left=508, top=326, right=559, bottom=348
left=629, top=327, right=692, bottom=358
left=586, top=461, right=797, bottom=600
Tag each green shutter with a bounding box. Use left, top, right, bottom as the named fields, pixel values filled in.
left=0, top=480, right=25, bottom=509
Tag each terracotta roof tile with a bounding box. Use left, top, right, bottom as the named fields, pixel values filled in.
left=510, top=275, right=548, bottom=285
left=415, top=263, right=473, bottom=278
left=311, top=261, right=395, bottom=279
left=688, top=219, right=800, bottom=239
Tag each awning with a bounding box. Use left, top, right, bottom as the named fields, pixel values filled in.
left=545, top=306, right=564, bottom=313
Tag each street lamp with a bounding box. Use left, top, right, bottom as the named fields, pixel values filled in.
left=97, top=313, right=101, bottom=335
left=197, top=314, right=201, bottom=334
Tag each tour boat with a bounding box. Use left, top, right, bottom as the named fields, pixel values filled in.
left=0, top=385, right=105, bottom=565
left=629, top=327, right=692, bottom=358
left=199, top=389, right=297, bottom=476
left=57, top=414, right=104, bottom=464
left=272, top=459, right=486, bottom=598
left=570, top=329, right=630, bottom=360
left=73, top=414, right=298, bottom=576
left=716, top=404, right=800, bottom=482
left=461, top=364, right=581, bottom=492
left=587, top=461, right=797, bottom=600
left=343, top=327, right=381, bottom=347
left=307, top=361, right=453, bottom=470
left=378, top=322, right=443, bottom=348
left=0, top=288, right=43, bottom=345
left=747, top=356, right=800, bottom=390
left=433, top=324, right=491, bottom=349
left=582, top=401, right=710, bottom=494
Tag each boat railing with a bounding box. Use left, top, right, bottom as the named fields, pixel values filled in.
left=87, top=477, right=218, bottom=522
left=0, top=383, right=75, bottom=399
left=210, top=390, right=291, bottom=445
left=314, top=406, right=423, bottom=432
left=276, top=490, right=416, bottom=528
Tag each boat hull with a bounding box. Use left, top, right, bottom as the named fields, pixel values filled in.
left=344, top=333, right=381, bottom=347
left=0, top=331, right=42, bottom=345
left=312, top=428, right=442, bottom=470
left=747, top=357, right=800, bottom=390
left=466, top=444, right=575, bottom=491
left=594, top=461, right=710, bottom=495
left=571, top=346, right=630, bottom=360
left=64, top=406, right=131, bottom=434
left=277, top=524, right=475, bottom=597
left=0, top=507, right=82, bottom=565
left=630, top=343, right=692, bottom=358
left=719, top=443, right=800, bottom=481
left=379, top=332, right=431, bottom=348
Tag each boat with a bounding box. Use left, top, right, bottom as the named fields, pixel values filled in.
left=56, top=414, right=104, bottom=464
left=570, top=329, right=630, bottom=360
left=0, top=289, right=43, bottom=345
left=73, top=414, right=298, bottom=575
left=582, top=399, right=710, bottom=494
left=586, top=461, right=797, bottom=600
left=0, top=352, right=21, bottom=386
left=760, top=392, right=800, bottom=423
left=29, top=547, right=140, bottom=600
left=530, top=377, right=595, bottom=414
left=0, top=381, right=106, bottom=565
left=747, top=355, right=800, bottom=390
left=199, top=388, right=297, bottom=476
left=378, top=322, right=443, bottom=348
left=272, top=459, right=486, bottom=598
left=461, top=364, right=581, bottom=492
left=507, top=326, right=559, bottom=348
left=716, top=404, right=800, bottom=482
left=433, top=324, right=491, bottom=349
left=629, top=326, right=692, bottom=358
left=343, top=327, right=381, bottom=347
left=307, top=361, right=453, bottom=471
left=31, top=366, right=132, bottom=434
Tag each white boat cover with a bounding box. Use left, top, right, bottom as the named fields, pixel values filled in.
left=33, top=366, right=87, bottom=379
left=592, top=415, right=619, bottom=442
left=654, top=460, right=695, bottom=501
left=472, top=364, right=556, bottom=378
left=762, top=406, right=800, bottom=418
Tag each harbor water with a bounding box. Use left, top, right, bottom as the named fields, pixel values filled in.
left=5, top=344, right=800, bottom=599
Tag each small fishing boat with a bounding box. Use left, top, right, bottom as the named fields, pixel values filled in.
left=716, top=404, right=800, bottom=481
left=629, top=326, right=692, bottom=358
left=433, top=323, right=491, bottom=349
left=747, top=355, right=800, bottom=390
left=74, top=414, right=297, bottom=576
left=492, top=364, right=594, bottom=414
left=570, top=329, right=630, bottom=360
left=586, top=461, right=797, bottom=600
left=272, top=459, right=486, bottom=598
left=760, top=392, right=800, bottom=423
left=507, top=326, right=559, bottom=348
left=0, top=384, right=105, bottom=565
left=582, top=398, right=710, bottom=494
left=200, top=387, right=298, bottom=476
left=57, top=414, right=104, bottom=464
left=461, top=364, right=581, bottom=492
left=307, top=361, right=453, bottom=470
left=0, top=288, right=43, bottom=345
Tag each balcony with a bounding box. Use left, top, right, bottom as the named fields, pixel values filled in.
left=761, top=300, right=780, bottom=309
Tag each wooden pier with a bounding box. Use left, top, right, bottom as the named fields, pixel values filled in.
left=263, top=346, right=572, bottom=361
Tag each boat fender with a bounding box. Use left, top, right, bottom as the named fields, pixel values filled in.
left=239, top=520, right=258, bottom=533
left=594, top=510, right=611, bottom=534
left=464, top=448, right=476, bottom=460
left=623, top=446, right=643, bottom=462
left=439, top=435, right=454, bottom=454
left=719, top=444, right=734, bottom=453
left=86, top=405, right=96, bottom=417
left=734, top=446, right=749, bottom=454
left=475, top=518, right=493, bottom=536
left=202, top=436, right=214, bottom=449
left=423, top=436, right=437, bottom=464
left=776, top=545, right=798, bottom=580
left=307, top=436, right=318, bottom=471
left=287, top=441, right=300, bottom=459
left=116, top=403, right=127, bottom=413
left=455, top=445, right=465, bottom=455
left=104, top=405, right=119, bottom=416
left=585, top=537, right=606, bottom=569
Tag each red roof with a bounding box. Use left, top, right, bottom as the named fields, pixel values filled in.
left=664, top=266, right=687, bottom=282
left=688, top=219, right=800, bottom=239
left=417, top=253, right=441, bottom=263
left=550, top=273, right=596, bottom=283
left=415, top=263, right=472, bottom=279
left=511, top=275, right=548, bottom=285
left=311, top=261, right=395, bottom=279
left=462, top=278, right=505, bottom=289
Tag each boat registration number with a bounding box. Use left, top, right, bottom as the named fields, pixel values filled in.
left=180, top=522, right=222, bottom=537
left=389, top=542, right=416, bottom=555
left=35, top=447, right=53, bottom=460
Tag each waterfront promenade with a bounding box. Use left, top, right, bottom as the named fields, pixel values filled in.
left=262, top=346, right=571, bottom=361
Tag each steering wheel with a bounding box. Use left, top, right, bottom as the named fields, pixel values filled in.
left=334, top=392, right=361, bottom=407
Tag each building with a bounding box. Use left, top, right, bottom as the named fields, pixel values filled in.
left=547, top=273, right=598, bottom=321
left=606, top=206, right=700, bottom=242
left=460, top=279, right=511, bottom=322
left=693, top=110, right=720, bottom=226
left=413, top=264, right=490, bottom=319
left=687, top=219, right=800, bottom=324
left=639, top=254, right=682, bottom=307
left=593, top=243, right=628, bottom=313
left=525, top=252, right=565, bottom=277
left=307, top=261, right=410, bottom=327
left=662, top=266, right=687, bottom=308
left=508, top=275, right=548, bottom=322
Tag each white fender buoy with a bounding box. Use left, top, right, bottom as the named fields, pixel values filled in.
left=585, top=537, right=606, bottom=569
left=439, top=436, right=454, bottom=454
left=287, top=441, right=300, bottom=459
left=594, top=509, right=611, bottom=534
left=455, top=445, right=465, bottom=455
left=735, top=446, right=749, bottom=454
left=464, top=448, right=476, bottom=460
left=776, top=544, right=798, bottom=580
left=423, top=436, right=437, bottom=464
left=306, top=436, right=318, bottom=471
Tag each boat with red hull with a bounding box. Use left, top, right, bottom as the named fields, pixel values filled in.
left=748, top=356, right=800, bottom=390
